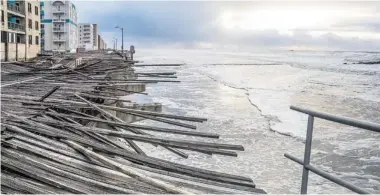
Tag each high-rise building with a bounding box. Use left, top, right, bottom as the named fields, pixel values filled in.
left=40, top=0, right=78, bottom=52
left=97, top=34, right=106, bottom=50
left=1, top=0, right=41, bottom=61
left=92, top=23, right=97, bottom=49
left=78, top=23, right=100, bottom=50
left=78, top=23, right=94, bottom=50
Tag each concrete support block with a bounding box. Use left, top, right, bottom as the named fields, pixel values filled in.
left=116, top=102, right=162, bottom=123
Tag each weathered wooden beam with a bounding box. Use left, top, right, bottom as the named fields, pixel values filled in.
left=64, top=140, right=194, bottom=194
left=124, top=112, right=197, bottom=129
left=37, top=86, right=60, bottom=102
left=42, top=113, right=219, bottom=138
left=3, top=148, right=138, bottom=194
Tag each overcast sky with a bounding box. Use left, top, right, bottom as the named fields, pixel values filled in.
left=74, top=1, right=380, bottom=51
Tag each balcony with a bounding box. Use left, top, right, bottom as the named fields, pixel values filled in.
left=53, top=28, right=65, bottom=32
left=53, top=39, right=66, bottom=42
left=52, top=9, right=66, bottom=14
left=7, top=3, right=25, bottom=16
left=8, top=22, right=25, bottom=32
left=52, top=18, right=65, bottom=23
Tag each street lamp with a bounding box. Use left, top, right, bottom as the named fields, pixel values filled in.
left=115, top=25, right=124, bottom=57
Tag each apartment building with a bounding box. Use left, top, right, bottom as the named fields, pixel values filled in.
left=40, top=0, right=78, bottom=52
left=78, top=23, right=100, bottom=50
left=1, top=0, right=41, bottom=61
left=97, top=34, right=106, bottom=50
left=78, top=23, right=93, bottom=50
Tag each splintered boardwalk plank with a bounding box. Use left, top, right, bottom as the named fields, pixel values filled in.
left=1, top=52, right=264, bottom=194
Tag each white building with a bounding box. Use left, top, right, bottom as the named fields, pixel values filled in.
left=40, top=0, right=78, bottom=52
left=78, top=23, right=98, bottom=50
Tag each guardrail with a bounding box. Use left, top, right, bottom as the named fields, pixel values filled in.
left=53, top=39, right=66, bottom=42
left=52, top=9, right=66, bottom=14
left=285, top=105, right=380, bottom=194
left=8, top=22, right=25, bottom=31
left=53, top=28, right=65, bottom=32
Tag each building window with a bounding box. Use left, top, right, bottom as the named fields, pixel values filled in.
left=28, top=3, right=32, bottom=13
left=16, top=34, right=23, bottom=43
left=41, top=24, right=44, bottom=29
left=1, top=31, right=6, bottom=43
left=35, top=36, right=39, bottom=45
left=29, top=35, right=32, bottom=45
left=28, top=19, right=32, bottom=29
left=1, top=10, right=4, bottom=23
left=35, top=21, right=39, bottom=30
left=35, top=6, right=38, bottom=15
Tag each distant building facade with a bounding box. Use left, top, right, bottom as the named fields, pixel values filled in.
left=1, top=0, right=41, bottom=61
left=78, top=23, right=93, bottom=50
left=78, top=23, right=101, bottom=50
left=40, top=0, right=78, bottom=52
left=97, top=34, right=106, bottom=50
left=92, top=23, right=97, bottom=49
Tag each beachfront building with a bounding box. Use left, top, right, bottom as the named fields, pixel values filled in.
left=78, top=23, right=95, bottom=50
left=1, top=0, right=41, bottom=61
left=40, top=0, right=78, bottom=52
left=92, top=23, right=98, bottom=49
left=97, top=34, right=107, bottom=50
left=78, top=23, right=99, bottom=51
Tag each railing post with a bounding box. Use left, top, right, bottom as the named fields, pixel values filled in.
left=301, top=115, right=314, bottom=194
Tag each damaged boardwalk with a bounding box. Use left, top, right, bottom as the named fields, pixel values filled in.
left=1, top=51, right=265, bottom=194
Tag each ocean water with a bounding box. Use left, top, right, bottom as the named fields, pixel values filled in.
left=132, top=49, right=380, bottom=193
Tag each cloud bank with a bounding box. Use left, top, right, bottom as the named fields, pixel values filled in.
left=75, top=1, right=380, bottom=51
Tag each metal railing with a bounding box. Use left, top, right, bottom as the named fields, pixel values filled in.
left=52, top=19, right=65, bottom=22
left=52, top=9, right=66, bottom=14
left=285, top=105, right=380, bottom=194
left=53, top=28, right=65, bottom=32
left=8, top=22, right=25, bottom=31
left=53, top=39, right=66, bottom=42
left=7, top=3, right=25, bottom=15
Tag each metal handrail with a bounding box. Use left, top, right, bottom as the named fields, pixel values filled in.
left=285, top=105, right=379, bottom=194
left=290, top=106, right=380, bottom=133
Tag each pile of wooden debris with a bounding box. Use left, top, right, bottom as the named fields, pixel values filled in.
left=1, top=51, right=265, bottom=194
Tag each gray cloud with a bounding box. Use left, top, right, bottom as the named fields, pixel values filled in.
left=75, top=1, right=380, bottom=51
